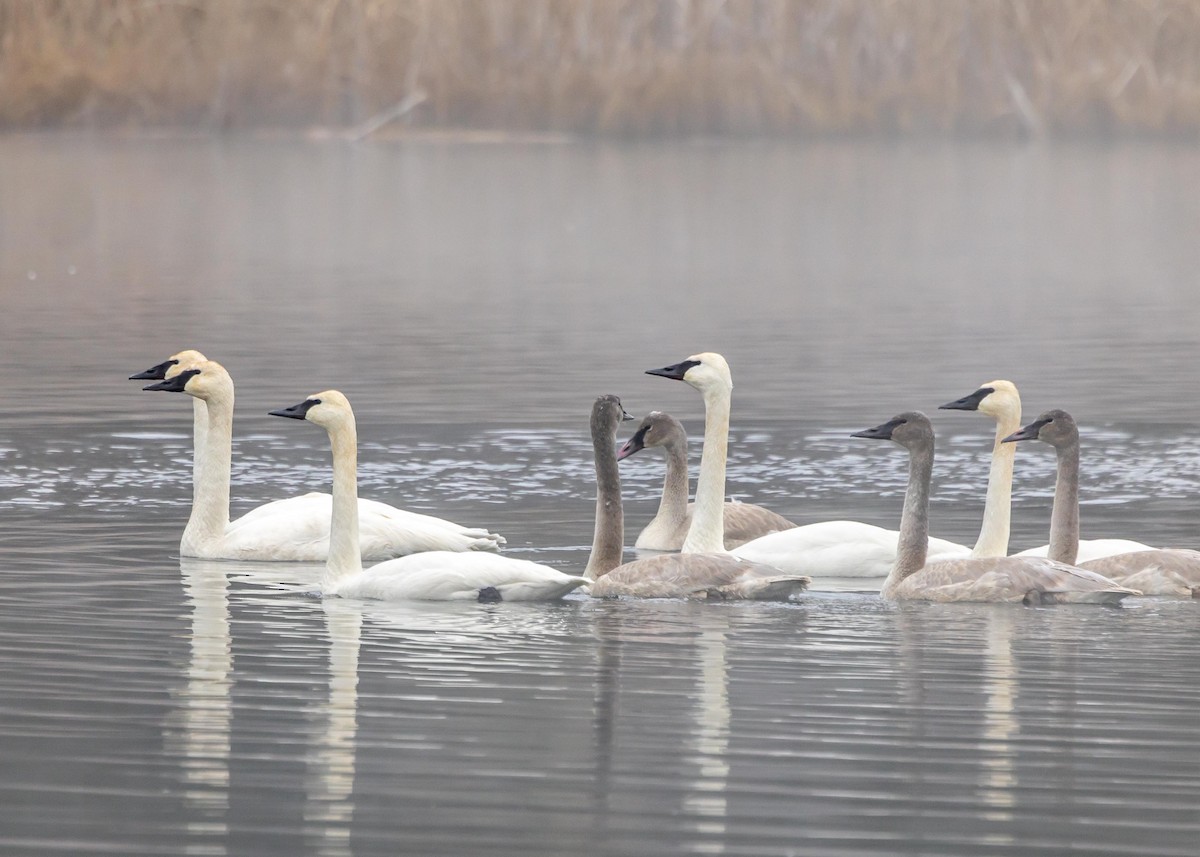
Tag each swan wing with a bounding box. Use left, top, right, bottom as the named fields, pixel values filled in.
left=1016, top=538, right=1156, bottom=562
left=222, top=493, right=504, bottom=561
left=718, top=501, right=797, bottom=549
left=332, top=552, right=586, bottom=601
left=732, top=520, right=970, bottom=577
left=893, top=556, right=1136, bottom=604
left=1080, top=549, right=1200, bottom=597
left=590, top=553, right=809, bottom=600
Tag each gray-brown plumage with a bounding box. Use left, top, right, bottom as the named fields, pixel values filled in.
left=1004, top=409, right=1200, bottom=598
left=618, top=411, right=796, bottom=551
left=853, top=412, right=1135, bottom=605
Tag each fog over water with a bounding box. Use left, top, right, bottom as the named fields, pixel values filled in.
left=0, top=136, right=1198, bottom=856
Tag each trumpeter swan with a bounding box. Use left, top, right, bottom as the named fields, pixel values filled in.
left=1004, top=410, right=1199, bottom=597
left=852, top=412, right=1134, bottom=604
left=617, top=411, right=796, bottom=550
left=639, top=352, right=969, bottom=577
left=941, top=380, right=1156, bottom=562
left=142, top=360, right=505, bottom=560
left=268, top=390, right=585, bottom=601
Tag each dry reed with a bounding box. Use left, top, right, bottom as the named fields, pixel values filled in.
left=2, top=0, right=1199, bottom=135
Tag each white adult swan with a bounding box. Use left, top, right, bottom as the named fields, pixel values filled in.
left=269, top=391, right=805, bottom=601
left=617, top=411, right=796, bottom=550
left=642, top=352, right=969, bottom=577
left=142, top=360, right=505, bottom=560
left=1004, top=410, right=1199, bottom=597
left=940, top=380, right=1156, bottom=562
left=851, top=412, right=1135, bottom=604
left=269, top=390, right=585, bottom=601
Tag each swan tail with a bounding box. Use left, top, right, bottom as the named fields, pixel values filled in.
left=496, top=577, right=588, bottom=601
left=697, top=575, right=811, bottom=601
left=1027, top=587, right=1137, bottom=606
left=466, top=531, right=507, bottom=552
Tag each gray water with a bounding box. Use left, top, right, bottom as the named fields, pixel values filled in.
left=1, top=136, right=1198, bottom=856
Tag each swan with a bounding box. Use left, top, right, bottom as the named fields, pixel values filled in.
left=587, top=362, right=810, bottom=599
left=941, top=380, right=1156, bottom=562
left=141, top=360, right=505, bottom=561
left=638, top=352, right=968, bottom=577
left=616, top=410, right=796, bottom=550
left=851, top=412, right=1135, bottom=604
left=1003, top=410, right=1200, bottom=597
left=268, top=389, right=585, bottom=601
left=130, top=349, right=209, bottom=485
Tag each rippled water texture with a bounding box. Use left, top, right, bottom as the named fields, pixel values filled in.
left=1, top=137, right=1198, bottom=855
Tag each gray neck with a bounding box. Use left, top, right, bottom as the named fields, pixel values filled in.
left=883, top=439, right=934, bottom=597
left=324, top=419, right=364, bottom=590
left=1046, top=439, right=1080, bottom=565
left=183, top=392, right=233, bottom=549
left=585, top=421, right=625, bottom=580
left=650, top=435, right=691, bottom=536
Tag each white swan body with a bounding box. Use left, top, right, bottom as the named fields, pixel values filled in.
left=943, top=379, right=1157, bottom=561
left=1005, top=410, right=1198, bottom=598
left=141, top=359, right=504, bottom=561
left=853, top=412, right=1135, bottom=605
left=586, top=355, right=809, bottom=600
left=617, top=411, right=796, bottom=550
left=270, top=390, right=585, bottom=602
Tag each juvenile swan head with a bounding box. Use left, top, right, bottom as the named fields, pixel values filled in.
left=851, top=411, right=934, bottom=450
left=646, top=352, right=732, bottom=395
left=617, top=411, right=684, bottom=461
left=1002, top=408, right=1077, bottom=448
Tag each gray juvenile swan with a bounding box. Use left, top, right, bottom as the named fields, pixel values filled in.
left=941, top=380, right=1155, bottom=561
left=1004, top=410, right=1200, bottom=598
left=852, top=412, right=1135, bottom=604
left=617, top=411, right=796, bottom=550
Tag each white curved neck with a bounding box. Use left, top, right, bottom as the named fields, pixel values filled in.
left=883, top=440, right=934, bottom=598
left=682, top=384, right=730, bottom=554
left=323, top=419, right=363, bottom=591
left=649, top=436, right=691, bottom=538
left=1047, top=440, right=1080, bottom=565
left=191, top=398, right=208, bottom=488
left=972, top=411, right=1020, bottom=558
left=183, top=389, right=233, bottom=551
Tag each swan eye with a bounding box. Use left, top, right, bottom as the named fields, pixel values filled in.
left=309, top=398, right=321, bottom=406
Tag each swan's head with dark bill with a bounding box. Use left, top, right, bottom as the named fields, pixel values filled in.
left=617, top=411, right=683, bottom=461
left=128, top=349, right=208, bottom=381
left=852, top=412, right=933, bottom=449
left=1002, top=409, right=1077, bottom=448
left=646, top=352, right=732, bottom=393
left=938, top=380, right=1019, bottom=419
left=143, top=368, right=201, bottom=394
left=270, top=390, right=354, bottom=431
left=591, top=394, right=635, bottom=439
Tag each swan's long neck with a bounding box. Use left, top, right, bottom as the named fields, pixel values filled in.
left=650, top=436, right=691, bottom=538
left=1047, top=439, right=1081, bottom=566
left=584, top=420, right=624, bottom=581
left=682, top=384, right=730, bottom=555
left=183, top=390, right=233, bottom=551
left=972, top=411, right=1021, bottom=558
left=883, top=439, right=934, bottom=598
left=191, top=398, right=208, bottom=489
left=323, top=418, right=363, bottom=591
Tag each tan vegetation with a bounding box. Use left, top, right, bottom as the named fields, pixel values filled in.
left=2, top=0, right=1200, bottom=135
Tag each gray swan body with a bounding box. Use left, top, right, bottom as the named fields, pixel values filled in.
left=1005, top=410, right=1200, bottom=598
left=618, top=411, right=796, bottom=550
left=853, top=412, right=1135, bottom=605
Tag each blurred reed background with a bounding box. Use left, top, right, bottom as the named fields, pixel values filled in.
left=2, top=0, right=1200, bottom=136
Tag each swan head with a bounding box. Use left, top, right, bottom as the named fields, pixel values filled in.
left=269, top=390, right=355, bottom=432
left=128, top=349, right=208, bottom=381
left=939, top=379, right=1020, bottom=422
left=592, top=395, right=635, bottom=442
left=141, top=359, right=231, bottom=401
left=1002, top=409, right=1078, bottom=448
left=852, top=411, right=933, bottom=451
left=646, top=352, right=732, bottom=395
left=617, top=411, right=684, bottom=461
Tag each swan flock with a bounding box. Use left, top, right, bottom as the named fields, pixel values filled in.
left=128, top=350, right=1199, bottom=603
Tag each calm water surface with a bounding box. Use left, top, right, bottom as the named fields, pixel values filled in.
left=0, top=136, right=1198, bottom=855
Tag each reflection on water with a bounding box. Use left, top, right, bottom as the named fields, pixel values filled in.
left=1, top=137, right=1199, bottom=856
